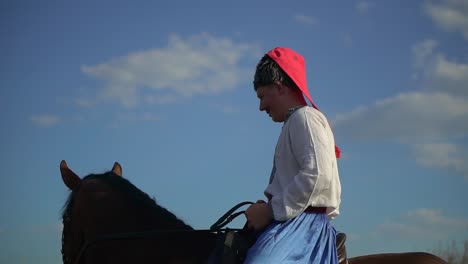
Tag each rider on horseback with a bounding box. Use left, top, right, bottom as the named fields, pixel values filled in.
left=244, top=47, right=342, bottom=263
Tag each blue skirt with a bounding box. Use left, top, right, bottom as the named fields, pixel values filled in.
left=244, top=212, right=338, bottom=264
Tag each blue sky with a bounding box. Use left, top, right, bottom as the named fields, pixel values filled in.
left=1, top=0, right=467, bottom=263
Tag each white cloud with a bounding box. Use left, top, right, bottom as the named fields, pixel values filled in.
left=373, top=209, right=468, bottom=240
left=113, top=112, right=163, bottom=124
left=412, top=39, right=438, bottom=70
left=31, top=114, right=60, bottom=127
left=432, top=55, right=468, bottom=96
left=334, top=38, right=468, bottom=178
left=141, top=113, right=163, bottom=122
left=412, top=39, right=468, bottom=97
left=75, top=98, right=98, bottom=108
left=144, top=94, right=178, bottom=105
left=333, top=90, right=468, bottom=178
left=294, top=15, right=318, bottom=26
left=424, top=0, right=468, bottom=41
left=333, top=92, right=468, bottom=142
left=412, top=143, right=468, bottom=179
left=356, top=1, right=372, bottom=14
left=82, top=33, right=260, bottom=108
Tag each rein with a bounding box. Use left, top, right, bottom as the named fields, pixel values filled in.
left=210, top=201, right=253, bottom=231
left=65, top=201, right=253, bottom=264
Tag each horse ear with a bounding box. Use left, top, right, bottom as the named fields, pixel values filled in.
left=60, top=160, right=82, bottom=190
left=112, top=162, right=122, bottom=177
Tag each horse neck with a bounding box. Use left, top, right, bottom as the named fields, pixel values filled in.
left=76, top=178, right=193, bottom=236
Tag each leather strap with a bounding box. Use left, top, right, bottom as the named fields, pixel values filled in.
left=210, top=201, right=254, bottom=231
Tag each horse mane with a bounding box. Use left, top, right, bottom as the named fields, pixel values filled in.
left=61, top=171, right=193, bottom=230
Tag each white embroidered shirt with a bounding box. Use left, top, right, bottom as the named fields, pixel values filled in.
left=265, top=106, right=341, bottom=221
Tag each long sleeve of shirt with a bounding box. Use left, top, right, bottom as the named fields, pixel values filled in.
left=265, top=107, right=341, bottom=221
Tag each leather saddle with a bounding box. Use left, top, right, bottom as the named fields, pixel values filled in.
left=210, top=202, right=349, bottom=264
left=336, top=232, right=348, bottom=264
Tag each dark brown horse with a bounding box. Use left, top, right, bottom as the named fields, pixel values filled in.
left=60, top=160, right=217, bottom=264
left=347, top=252, right=447, bottom=264
left=60, top=160, right=447, bottom=264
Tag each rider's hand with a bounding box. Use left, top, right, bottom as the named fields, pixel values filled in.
left=245, top=201, right=273, bottom=231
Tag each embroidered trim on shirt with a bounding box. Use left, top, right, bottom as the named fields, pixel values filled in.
left=285, top=106, right=305, bottom=122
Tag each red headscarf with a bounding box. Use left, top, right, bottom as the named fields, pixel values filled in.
left=266, top=47, right=341, bottom=159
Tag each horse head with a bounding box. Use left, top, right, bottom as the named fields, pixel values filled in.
left=60, top=160, right=123, bottom=190
left=60, top=160, right=128, bottom=264
left=59, top=160, right=215, bottom=264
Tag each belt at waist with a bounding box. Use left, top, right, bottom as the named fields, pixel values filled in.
left=304, top=206, right=327, bottom=214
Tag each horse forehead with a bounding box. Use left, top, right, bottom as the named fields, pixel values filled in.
left=73, top=179, right=118, bottom=206
left=80, top=178, right=112, bottom=192
left=72, top=179, right=127, bottom=221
